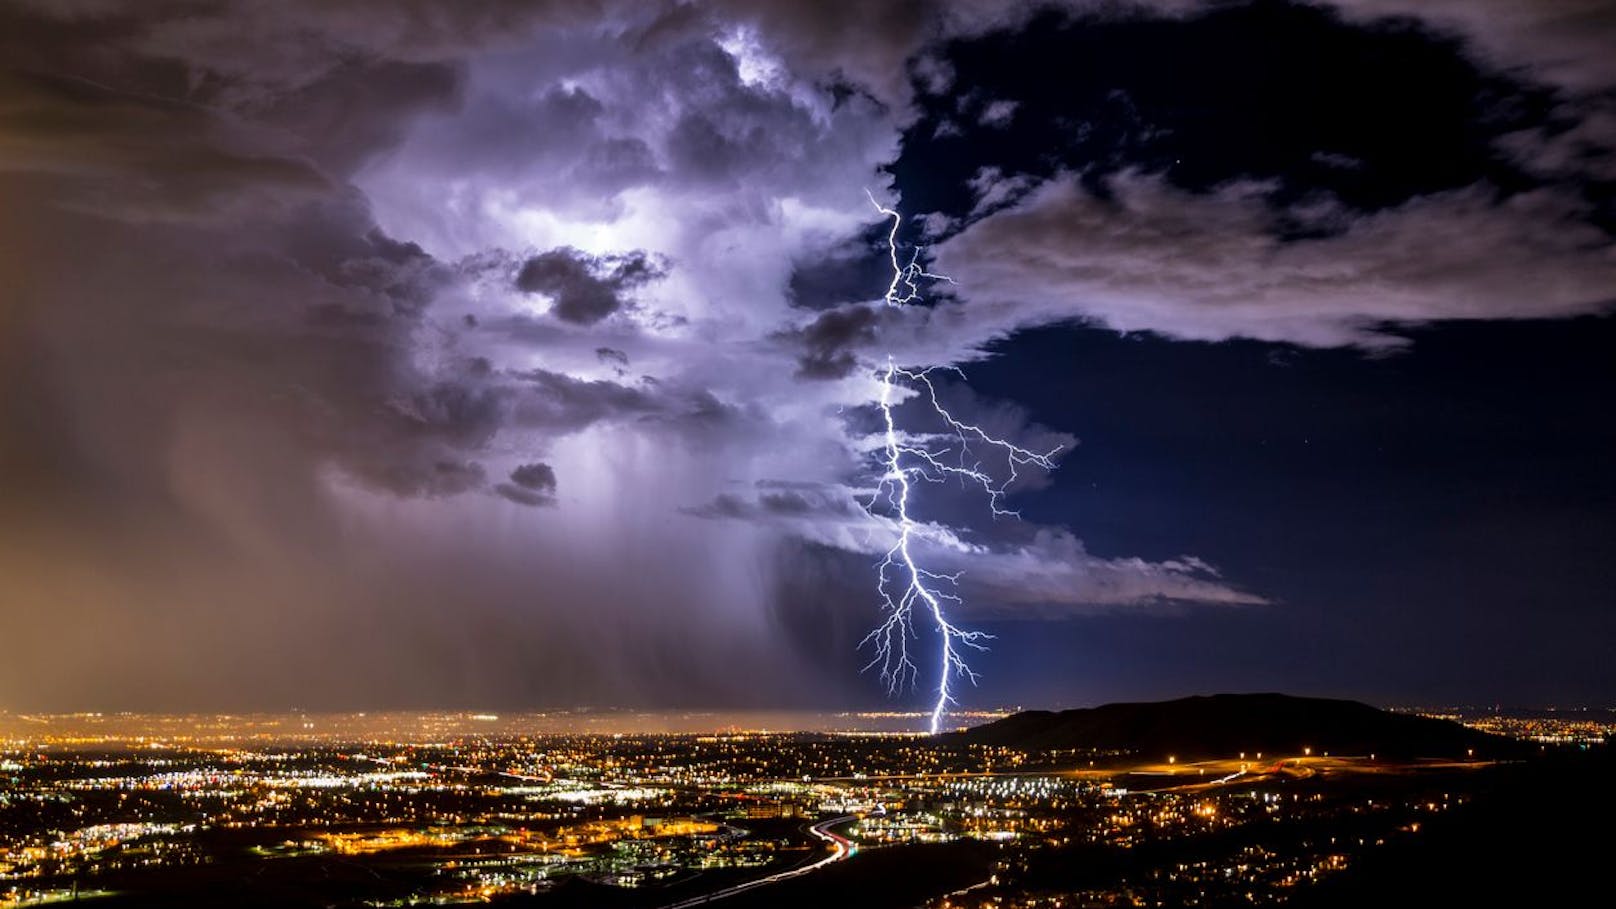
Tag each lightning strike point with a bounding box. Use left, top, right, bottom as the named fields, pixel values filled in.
left=861, top=191, right=1060, bottom=735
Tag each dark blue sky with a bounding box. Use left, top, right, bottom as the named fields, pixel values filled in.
left=964, top=318, right=1616, bottom=707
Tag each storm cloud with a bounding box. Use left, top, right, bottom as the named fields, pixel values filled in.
left=1, top=0, right=1611, bottom=712
left=514, top=247, right=667, bottom=324
left=934, top=171, right=1616, bottom=349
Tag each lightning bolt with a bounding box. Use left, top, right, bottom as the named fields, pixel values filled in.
left=861, top=190, right=1060, bottom=734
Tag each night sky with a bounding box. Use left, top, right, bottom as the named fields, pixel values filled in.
left=1, top=1, right=1612, bottom=714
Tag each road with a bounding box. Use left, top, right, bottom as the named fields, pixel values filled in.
left=658, top=815, right=858, bottom=908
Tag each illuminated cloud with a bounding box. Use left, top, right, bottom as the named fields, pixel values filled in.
left=934, top=171, right=1616, bottom=350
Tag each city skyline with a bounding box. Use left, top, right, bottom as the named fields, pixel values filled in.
left=1, top=698, right=1605, bottom=907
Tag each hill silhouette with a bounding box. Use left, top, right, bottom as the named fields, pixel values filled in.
left=950, top=693, right=1517, bottom=759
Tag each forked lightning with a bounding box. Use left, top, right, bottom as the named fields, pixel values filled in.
left=862, top=192, right=1060, bottom=734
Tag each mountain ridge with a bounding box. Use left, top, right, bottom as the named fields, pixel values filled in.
left=947, top=692, right=1518, bottom=759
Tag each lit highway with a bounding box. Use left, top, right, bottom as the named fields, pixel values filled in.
left=658, top=815, right=858, bottom=908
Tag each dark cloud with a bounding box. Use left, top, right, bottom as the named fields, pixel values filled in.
left=685, top=482, right=867, bottom=523
left=510, top=462, right=558, bottom=492
left=505, top=368, right=753, bottom=447
left=758, top=490, right=816, bottom=515
left=513, top=247, right=667, bottom=325
left=509, top=368, right=658, bottom=431
left=785, top=304, right=883, bottom=379
left=494, top=462, right=557, bottom=507
left=685, top=492, right=752, bottom=520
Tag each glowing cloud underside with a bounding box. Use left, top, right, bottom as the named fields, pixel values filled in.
left=862, top=192, right=1061, bottom=734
